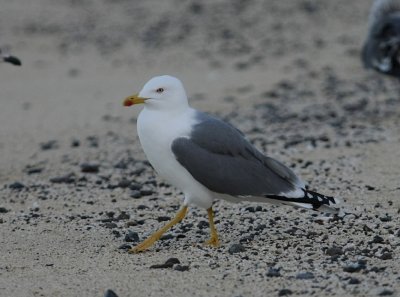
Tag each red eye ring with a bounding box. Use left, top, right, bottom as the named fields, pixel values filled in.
left=156, top=88, right=164, bottom=93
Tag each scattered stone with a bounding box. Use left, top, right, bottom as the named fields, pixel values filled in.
left=124, top=231, right=139, bottom=242
left=150, top=258, right=180, bottom=269
left=104, top=289, right=119, bottom=297
left=71, top=139, right=80, bottom=147
left=197, top=221, right=209, bottom=229
left=343, top=261, right=366, bottom=273
left=116, top=211, right=130, bottom=221
left=296, top=272, right=314, bottom=280
left=117, top=179, right=131, bottom=188
left=9, top=182, right=25, bottom=190
left=278, top=289, right=293, bottom=296
left=266, top=267, right=281, bottom=277
left=25, top=165, right=43, bottom=174
left=80, top=163, right=99, bottom=173
left=140, top=188, right=154, bottom=196
left=371, top=235, right=384, bottom=244
left=348, top=277, right=361, bottom=284
left=157, top=216, right=171, bottom=222
left=118, top=243, right=132, bottom=250
left=380, top=252, right=393, bottom=260
left=0, top=207, right=9, bottom=213
left=228, top=243, right=245, bottom=254
left=40, top=140, right=58, bottom=150
left=326, top=246, right=343, bottom=257
left=160, top=234, right=174, bottom=240
left=103, top=222, right=118, bottom=229
left=378, top=288, right=394, bottom=296
left=130, top=190, right=142, bottom=199
left=50, top=174, right=75, bottom=184
left=174, top=265, right=189, bottom=271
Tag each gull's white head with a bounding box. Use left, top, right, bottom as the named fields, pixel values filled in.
left=123, top=75, right=189, bottom=111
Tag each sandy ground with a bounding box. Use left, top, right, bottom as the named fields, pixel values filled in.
left=1, top=0, right=400, bottom=296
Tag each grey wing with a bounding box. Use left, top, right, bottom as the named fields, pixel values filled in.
left=171, top=112, right=304, bottom=197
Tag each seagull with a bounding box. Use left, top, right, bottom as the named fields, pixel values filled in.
left=362, top=0, right=400, bottom=77
left=123, top=75, right=339, bottom=253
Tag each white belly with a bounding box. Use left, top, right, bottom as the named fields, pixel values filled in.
left=137, top=108, right=214, bottom=208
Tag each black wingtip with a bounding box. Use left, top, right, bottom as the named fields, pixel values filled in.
left=3, top=55, right=22, bottom=66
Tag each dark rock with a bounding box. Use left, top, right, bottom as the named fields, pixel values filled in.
left=343, top=261, right=366, bottom=273
left=116, top=212, right=130, bottom=221
left=380, top=216, right=392, bottom=222
left=326, top=246, right=343, bottom=257
left=160, top=234, right=174, bottom=240
left=228, top=243, right=245, bottom=254
left=348, top=277, right=360, bottom=284
left=124, top=231, right=139, bottom=242
left=112, top=230, right=121, bottom=238
left=150, top=258, right=180, bottom=269
left=71, top=139, right=80, bottom=147
left=130, top=190, right=142, bottom=199
left=9, top=182, right=25, bottom=190
left=25, top=165, right=43, bottom=174
left=245, top=206, right=255, bottom=212
left=0, top=207, right=9, bottom=213
left=80, top=163, right=99, bottom=173
left=174, top=265, right=189, bottom=271
left=380, top=253, right=393, bottom=260
left=118, top=243, right=132, bottom=250
left=157, top=216, right=171, bottom=222
left=140, top=189, right=154, bottom=196
left=278, top=289, right=292, bottom=296
left=239, top=235, right=254, bottom=243
left=117, top=179, right=131, bottom=188
left=296, top=272, right=314, bottom=280
left=266, top=267, right=281, bottom=277
left=371, top=235, right=384, bottom=244
left=378, top=289, right=394, bottom=296
left=103, top=222, right=118, bottom=229
left=137, top=205, right=148, bottom=210
left=104, top=289, right=119, bottom=297
left=40, top=140, right=58, bottom=150
left=50, top=174, right=75, bottom=184
left=197, top=221, right=209, bottom=229
left=129, top=183, right=142, bottom=191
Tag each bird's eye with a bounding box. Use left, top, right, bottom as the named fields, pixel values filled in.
left=156, top=88, right=164, bottom=93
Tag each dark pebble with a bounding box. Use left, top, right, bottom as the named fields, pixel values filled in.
left=103, top=222, right=118, bottom=229
left=40, top=140, right=58, bottom=150
left=239, top=235, right=254, bottom=243
left=140, top=189, right=154, bottom=196
left=378, top=289, right=394, bottom=296
left=117, top=179, right=131, bottom=188
left=118, top=243, right=132, bottom=250
left=124, top=231, right=139, bottom=242
left=380, top=253, right=393, bottom=260
left=197, top=221, right=209, bottom=229
left=130, top=190, right=142, bottom=199
left=104, top=289, right=119, bottom=297
left=129, top=183, right=142, bottom=191
left=157, top=216, right=171, bottom=222
left=9, top=182, right=25, bottom=190
left=326, top=246, right=343, bottom=257
left=245, top=206, right=255, bottom=212
left=174, top=265, right=189, bottom=272
left=296, top=272, right=314, bottom=280
left=150, top=258, right=180, bottom=269
left=137, top=205, right=148, bottom=210
left=228, top=243, right=245, bottom=254
left=266, top=267, right=281, bottom=277
left=371, top=235, right=384, bottom=244
left=80, top=163, right=99, bottom=173
left=50, top=174, right=75, bottom=184
left=0, top=207, right=9, bottom=213
left=116, top=211, right=130, bottom=220
left=343, top=261, right=366, bottom=273
left=71, top=139, right=80, bottom=147
left=278, top=289, right=292, bottom=296
left=380, top=216, right=392, bottom=222
left=348, top=277, right=361, bottom=284
left=160, top=234, right=174, bottom=240
left=25, top=166, right=43, bottom=174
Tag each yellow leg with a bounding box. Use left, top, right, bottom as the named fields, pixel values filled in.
left=128, top=205, right=188, bottom=253
left=204, top=207, right=220, bottom=247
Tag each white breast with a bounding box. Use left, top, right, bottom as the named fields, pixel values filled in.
left=137, top=107, right=215, bottom=208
